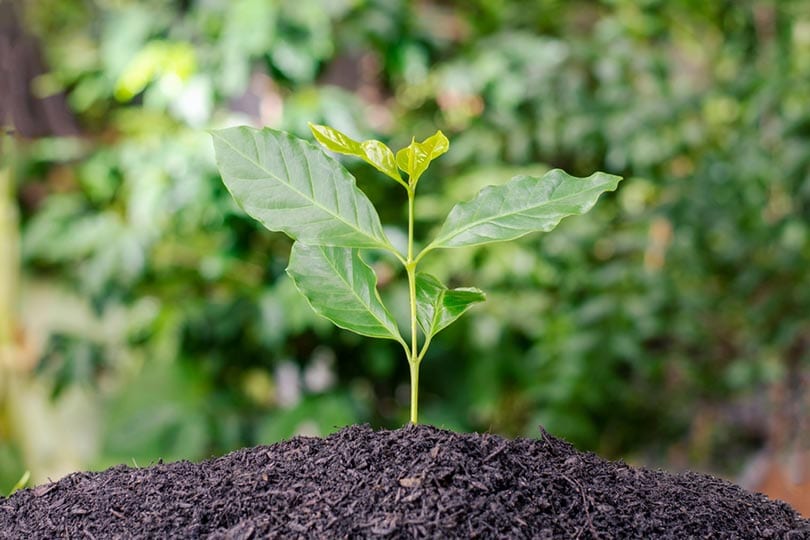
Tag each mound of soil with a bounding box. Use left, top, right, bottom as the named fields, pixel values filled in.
left=2, top=424, right=808, bottom=539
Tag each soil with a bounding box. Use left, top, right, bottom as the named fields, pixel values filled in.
left=1, top=424, right=808, bottom=539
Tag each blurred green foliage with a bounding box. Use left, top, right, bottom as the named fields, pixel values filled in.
left=3, top=0, right=809, bottom=487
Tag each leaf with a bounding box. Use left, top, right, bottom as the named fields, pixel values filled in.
left=359, top=140, right=402, bottom=183
left=286, top=242, right=404, bottom=342
left=415, top=273, right=485, bottom=338
left=211, top=126, right=392, bottom=250
left=428, top=169, right=622, bottom=249
left=308, top=123, right=362, bottom=155
left=309, top=123, right=404, bottom=184
left=395, top=130, right=449, bottom=185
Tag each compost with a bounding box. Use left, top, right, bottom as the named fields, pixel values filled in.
left=2, top=424, right=808, bottom=539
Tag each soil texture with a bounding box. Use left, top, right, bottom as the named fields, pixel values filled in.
left=2, top=424, right=809, bottom=539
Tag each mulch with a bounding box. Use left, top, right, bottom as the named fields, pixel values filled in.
left=2, top=424, right=808, bottom=539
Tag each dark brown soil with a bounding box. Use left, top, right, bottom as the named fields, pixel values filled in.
left=2, top=424, right=808, bottom=539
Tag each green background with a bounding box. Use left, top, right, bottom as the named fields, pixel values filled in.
left=1, top=0, right=809, bottom=495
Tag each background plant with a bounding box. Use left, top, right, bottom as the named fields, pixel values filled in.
left=2, top=0, right=808, bottom=494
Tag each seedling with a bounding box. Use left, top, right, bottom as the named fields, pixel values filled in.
left=211, top=125, right=621, bottom=423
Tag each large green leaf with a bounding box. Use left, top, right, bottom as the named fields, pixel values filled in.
left=309, top=123, right=404, bottom=185
left=211, top=126, right=392, bottom=250
left=415, top=273, right=485, bottom=338
left=286, top=242, right=404, bottom=342
left=395, top=130, right=449, bottom=186
left=428, top=169, right=621, bottom=249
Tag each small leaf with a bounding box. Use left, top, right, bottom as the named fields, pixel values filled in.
left=309, top=123, right=404, bottom=184
left=359, top=140, right=402, bottom=183
left=416, top=273, right=485, bottom=338
left=429, top=169, right=622, bottom=249
left=286, top=242, right=404, bottom=343
left=395, top=130, right=449, bottom=185
left=211, top=126, right=392, bottom=250
left=309, top=123, right=363, bottom=155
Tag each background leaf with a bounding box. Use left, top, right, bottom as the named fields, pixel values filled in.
left=286, top=243, right=404, bottom=343
left=415, top=273, right=485, bottom=338
left=430, top=169, right=621, bottom=249
left=212, top=126, right=392, bottom=250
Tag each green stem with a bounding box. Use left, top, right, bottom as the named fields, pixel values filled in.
left=417, top=333, right=433, bottom=363
left=408, top=356, right=419, bottom=423
left=405, top=187, right=420, bottom=423
left=413, top=244, right=433, bottom=266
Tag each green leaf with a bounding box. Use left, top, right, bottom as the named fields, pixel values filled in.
left=415, top=273, right=485, bottom=338
left=359, top=140, right=402, bottom=183
left=211, top=126, right=392, bottom=250
left=309, top=123, right=404, bottom=184
left=308, top=123, right=362, bottom=155
left=428, top=169, right=622, bottom=249
left=286, top=242, right=404, bottom=342
left=395, top=130, right=449, bottom=185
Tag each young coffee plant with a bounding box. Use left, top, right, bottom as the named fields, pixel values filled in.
left=211, top=125, right=621, bottom=423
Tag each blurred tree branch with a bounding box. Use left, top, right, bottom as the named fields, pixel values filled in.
left=0, top=0, right=78, bottom=137
left=0, top=130, right=18, bottom=461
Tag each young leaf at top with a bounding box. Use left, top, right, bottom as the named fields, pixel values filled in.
left=211, top=126, right=393, bottom=250
left=395, top=130, right=449, bottom=186
left=307, top=123, right=361, bottom=155
left=427, top=169, right=622, bottom=250
left=286, top=242, right=405, bottom=344
left=309, top=123, right=405, bottom=187
left=415, top=273, right=485, bottom=339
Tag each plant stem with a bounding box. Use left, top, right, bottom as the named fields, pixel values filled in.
left=408, top=354, right=419, bottom=423
left=406, top=187, right=420, bottom=423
